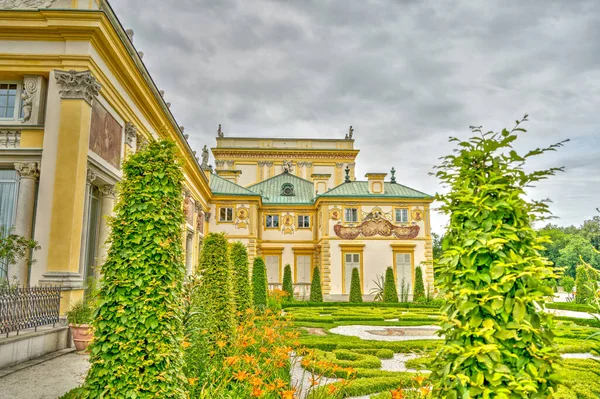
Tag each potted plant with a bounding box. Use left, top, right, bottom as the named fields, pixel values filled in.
left=66, top=298, right=93, bottom=352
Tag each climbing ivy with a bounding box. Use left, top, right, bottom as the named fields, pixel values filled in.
left=349, top=268, right=363, bottom=303
left=282, top=264, right=293, bottom=300
left=310, top=266, right=323, bottom=302
left=252, top=257, right=268, bottom=309
left=84, top=141, right=186, bottom=398
left=382, top=267, right=398, bottom=303
left=431, top=115, right=564, bottom=398
left=230, top=241, right=252, bottom=315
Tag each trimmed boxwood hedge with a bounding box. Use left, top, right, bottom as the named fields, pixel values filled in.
left=252, top=256, right=268, bottom=309
left=282, top=264, right=293, bottom=299
left=349, top=268, right=363, bottom=303
left=546, top=302, right=596, bottom=313
left=382, top=267, right=398, bottom=303
left=230, top=241, right=252, bottom=315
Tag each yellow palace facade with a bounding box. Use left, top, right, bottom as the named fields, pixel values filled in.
left=0, top=1, right=433, bottom=313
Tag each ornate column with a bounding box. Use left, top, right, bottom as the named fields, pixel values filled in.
left=11, top=162, right=39, bottom=284
left=40, top=70, right=101, bottom=315
left=96, top=184, right=116, bottom=278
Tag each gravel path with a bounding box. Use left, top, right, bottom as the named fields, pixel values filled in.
left=0, top=352, right=90, bottom=399
left=329, top=325, right=442, bottom=342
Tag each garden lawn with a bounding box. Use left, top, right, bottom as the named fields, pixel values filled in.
left=284, top=304, right=600, bottom=399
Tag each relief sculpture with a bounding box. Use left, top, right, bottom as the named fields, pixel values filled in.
left=334, top=211, right=419, bottom=240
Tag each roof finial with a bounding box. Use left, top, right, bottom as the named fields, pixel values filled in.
left=344, top=165, right=351, bottom=183
left=217, top=124, right=224, bottom=137
left=390, top=167, right=396, bottom=184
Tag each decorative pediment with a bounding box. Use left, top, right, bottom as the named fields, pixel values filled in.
left=334, top=215, right=419, bottom=240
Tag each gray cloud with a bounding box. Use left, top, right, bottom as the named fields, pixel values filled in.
left=110, top=0, right=600, bottom=232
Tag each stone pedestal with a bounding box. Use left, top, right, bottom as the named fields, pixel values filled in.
left=11, top=162, right=39, bottom=285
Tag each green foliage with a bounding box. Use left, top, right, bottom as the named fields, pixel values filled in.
left=84, top=141, right=186, bottom=398
left=399, top=277, right=410, bottom=303
left=66, top=299, right=93, bottom=326
left=198, top=232, right=236, bottom=345
left=349, top=268, right=362, bottom=303
left=310, top=265, right=323, bottom=302
left=432, top=232, right=443, bottom=260
left=561, top=276, right=575, bottom=293
left=282, top=263, right=293, bottom=300
left=375, top=348, right=394, bottom=359
left=58, top=388, right=84, bottom=399
left=413, top=266, right=425, bottom=302
left=369, top=274, right=385, bottom=302
left=576, top=265, right=594, bottom=304
left=0, top=228, right=39, bottom=283
left=546, top=302, right=595, bottom=313
left=382, top=267, right=398, bottom=303
left=229, top=241, right=252, bottom=315
left=431, top=116, right=563, bottom=398
left=251, top=256, right=268, bottom=309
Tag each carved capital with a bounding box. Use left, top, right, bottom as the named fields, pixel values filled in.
left=0, top=130, right=20, bottom=148
left=86, top=169, right=97, bottom=184
left=305, top=162, right=313, bottom=168
left=225, top=160, right=234, bottom=169
left=336, top=163, right=344, bottom=168
left=99, top=185, right=116, bottom=198
left=125, top=122, right=137, bottom=149
left=264, top=161, right=274, bottom=167
left=195, top=203, right=202, bottom=213
left=54, top=70, right=101, bottom=105
left=14, top=162, right=39, bottom=180
left=215, top=160, right=225, bottom=168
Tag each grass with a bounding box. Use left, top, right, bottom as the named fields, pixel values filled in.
left=289, top=305, right=600, bottom=398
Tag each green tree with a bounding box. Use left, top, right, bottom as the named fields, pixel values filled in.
left=282, top=264, right=293, bottom=300
left=581, top=216, right=600, bottom=250
left=198, top=233, right=236, bottom=343
left=432, top=232, right=444, bottom=260
left=558, top=235, right=600, bottom=277
left=560, top=276, right=575, bottom=293
left=84, top=141, right=186, bottom=398
left=349, top=268, right=362, bottom=303
left=310, top=266, right=323, bottom=302
left=575, top=265, right=594, bottom=304
left=230, top=241, right=252, bottom=315
left=413, top=266, right=425, bottom=302
left=252, top=257, right=268, bottom=309
left=0, top=229, right=39, bottom=285
left=431, top=116, right=562, bottom=398
left=382, top=267, right=398, bottom=303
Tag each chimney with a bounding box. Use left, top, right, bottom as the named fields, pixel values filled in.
left=365, top=173, right=387, bottom=194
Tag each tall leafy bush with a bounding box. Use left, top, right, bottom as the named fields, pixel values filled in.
left=310, top=266, right=323, bottom=302
left=84, top=141, right=186, bottom=398
left=576, top=265, right=594, bottom=304
left=413, top=266, right=425, bottom=302
left=198, top=233, right=236, bottom=343
left=431, top=116, right=563, bottom=398
left=282, top=263, right=293, bottom=300
left=560, top=276, right=575, bottom=293
left=349, top=268, right=362, bottom=303
left=230, top=241, right=252, bottom=314
left=382, top=267, right=398, bottom=303
left=252, top=257, right=268, bottom=309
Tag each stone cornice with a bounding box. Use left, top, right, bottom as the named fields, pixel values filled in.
left=212, top=149, right=359, bottom=160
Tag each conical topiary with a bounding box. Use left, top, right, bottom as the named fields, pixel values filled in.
left=349, top=268, right=363, bottom=303
left=382, top=267, right=398, bottom=303
left=282, top=264, right=293, bottom=300
left=230, top=241, right=252, bottom=315
left=309, top=266, right=323, bottom=302
left=84, top=140, right=186, bottom=398
left=252, top=257, right=268, bottom=309
left=413, top=266, right=425, bottom=302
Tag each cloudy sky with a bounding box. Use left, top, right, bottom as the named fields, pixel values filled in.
left=110, top=0, right=600, bottom=234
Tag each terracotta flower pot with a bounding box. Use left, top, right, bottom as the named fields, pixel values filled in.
left=70, top=324, right=93, bottom=352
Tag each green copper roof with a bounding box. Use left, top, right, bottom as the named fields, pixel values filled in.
left=318, top=181, right=432, bottom=199
left=210, top=174, right=258, bottom=196
left=248, top=172, right=315, bottom=204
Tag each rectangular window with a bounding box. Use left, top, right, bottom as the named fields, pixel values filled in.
left=344, top=208, right=358, bottom=223
left=344, top=253, right=361, bottom=293
left=297, top=215, right=310, bottom=228
left=296, top=255, right=312, bottom=284
left=219, top=207, right=233, bottom=222
left=395, top=208, right=409, bottom=223
left=395, top=253, right=412, bottom=297
left=0, top=83, right=20, bottom=120
left=266, top=214, right=279, bottom=228
left=265, top=255, right=280, bottom=283
left=0, top=170, right=18, bottom=280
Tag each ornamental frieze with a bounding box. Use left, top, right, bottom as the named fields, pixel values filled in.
left=333, top=212, right=419, bottom=240
left=212, top=151, right=357, bottom=160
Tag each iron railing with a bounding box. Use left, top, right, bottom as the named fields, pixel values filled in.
left=268, top=282, right=312, bottom=301
left=0, top=286, right=61, bottom=336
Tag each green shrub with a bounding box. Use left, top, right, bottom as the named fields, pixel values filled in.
left=546, top=302, right=595, bottom=313
left=431, top=116, right=561, bottom=398
left=58, top=388, right=84, bottom=399
left=375, top=348, right=394, bottom=359
left=198, top=233, right=235, bottom=345
left=66, top=299, right=93, bottom=326
left=310, top=265, right=323, bottom=302
left=252, top=257, right=268, bottom=309
left=349, top=268, right=362, bottom=303
left=84, top=140, right=186, bottom=398
left=382, top=267, right=398, bottom=303
left=576, top=265, right=594, bottom=304
left=230, top=241, right=252, bottom=315
left=413, top=266, right=425, bottom=302
left=282, top=263, right=293, bottom=300
left=561, top=276, right=575, bottom=293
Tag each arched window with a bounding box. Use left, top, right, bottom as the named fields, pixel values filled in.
left=280, top=183, right=295, bottom=196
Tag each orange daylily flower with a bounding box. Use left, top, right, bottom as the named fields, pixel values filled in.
left=280, top=389, right=295, bottom=399
left=232, top=370, right=249, bottom=381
